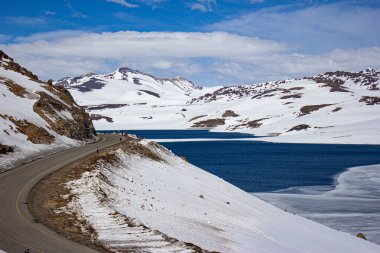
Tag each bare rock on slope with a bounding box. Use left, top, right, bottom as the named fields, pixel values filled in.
left=222, top=110, right=239, bottom=117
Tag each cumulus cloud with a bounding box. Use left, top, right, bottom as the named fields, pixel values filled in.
left=207, top=2, right=380, bottom=53
left=106, top=0, right=139, bottom=8
left=1, top=30, right=379, bottom=85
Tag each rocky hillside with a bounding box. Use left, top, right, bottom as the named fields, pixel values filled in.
left=0, top=50, right=96, bottom=171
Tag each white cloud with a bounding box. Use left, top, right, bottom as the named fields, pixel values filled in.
left=13, top=30, right=86, bottom=43
left=4, top=31, right=284, bottom=59
left=191, top=0, right=217, bottom=12
left=1, top=30, right=379, bottom=85
left=5, top=16, right=46, bottom=26
left=152, top=60, right=172, bottom=69
left=106, top=0, right=139, bottom=8
left=207, top=3, right=380, bottom=53
left=64, top=0, right=88, bottom=18
left=44, top=10, right=56, bottom=16
left=191, top=3, right=208, bottom=12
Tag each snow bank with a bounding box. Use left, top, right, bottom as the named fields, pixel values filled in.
left=63, top=139, right=380, bottom=253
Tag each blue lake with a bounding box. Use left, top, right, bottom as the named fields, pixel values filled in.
left=99, top=129, right=255, bottom=139
left=99, top=130, right=380, bottom=193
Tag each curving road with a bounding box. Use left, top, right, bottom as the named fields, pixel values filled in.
left=0, top=134, right=121, bottom=253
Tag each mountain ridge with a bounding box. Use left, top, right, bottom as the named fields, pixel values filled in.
left=58, top=67, right=380, bottom=144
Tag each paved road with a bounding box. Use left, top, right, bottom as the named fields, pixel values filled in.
left=0, top=134, right=121, bottom=253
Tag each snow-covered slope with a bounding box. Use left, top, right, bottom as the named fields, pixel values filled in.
left=63, top=68, right=380, bottom=144
left=56, top=67, right=216, bottom=106
left=61, top=137, right=380, bottom=253
left=0, top=50, right=96, bottom=171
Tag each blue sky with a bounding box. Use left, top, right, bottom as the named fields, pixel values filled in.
left=1, top=0, right=380, bottom=85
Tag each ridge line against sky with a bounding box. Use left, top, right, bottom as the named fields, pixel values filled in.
left=0, top=0, right=379, bottom=86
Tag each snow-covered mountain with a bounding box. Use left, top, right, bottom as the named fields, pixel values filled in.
left=0, top=51, right=96, bottom=171
left=58, top=136, right=380, bottom=253
left=56, top=67, right=214, bottom=106
left=60, top=68, right=380, bottom=144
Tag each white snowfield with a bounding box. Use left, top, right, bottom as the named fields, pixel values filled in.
left=63, top=68, right=380, bottom=145
left=64, top=139, right=380, bottom=253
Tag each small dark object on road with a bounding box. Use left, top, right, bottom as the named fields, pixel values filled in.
left=25, top=249, right=30, bottom=253
left=96, top=147, right=99, bottom=153
left=120, top=137, right=122, bottom=142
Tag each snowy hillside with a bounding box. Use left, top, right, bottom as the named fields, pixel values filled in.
left=60, top=136, right=380, bottom=253
left=56, top=67, right=216, bottom=106
left=0, top=50, right=96, bottom=171
left=63, top=68, right=380, bottom=144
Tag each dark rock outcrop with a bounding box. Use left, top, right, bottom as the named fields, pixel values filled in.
left=1, top=50, right=96, bottom=142
left=192, top=118, right=225, bottom=128
left=299, top=104, right=332, bottom=116
left=222, top=110, right=239, bottom=117
left=359, top=96, right=380, bottom=105
left=287, top=124, right=311, bottom=132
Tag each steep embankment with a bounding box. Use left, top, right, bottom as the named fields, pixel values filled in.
left=61, top=68, right=380, bottom=144
left=40, top=135, right=380, bottom=253
left=0, top=50, right=96, bottom=171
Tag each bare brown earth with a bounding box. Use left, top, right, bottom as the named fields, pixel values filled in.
left=91, top=113, right=114, bottom=123
left=85, top=104, right=129, bottom=111
left=222, top=110, right=239, bottom=117
left=189, top=115, right=207, bottom=122
left=332, top=107, right=342, bottom=112
left=4, top=115, right=55, bottom=144
left=280, top=94, right=302, bottom=99
left=228, top=118, right=268, bottom=131
left=299, top=104, right=333, bottom=116
left=287, top=124, right=311, bottom=132
left=359, top=96, right=380, bottom=105
left=192, top=118, right=225, bottom=128
left=27, top=143, right=125, bottom=253
left=28, top=137, right=214, bottom=253
left=0, top=76, right=28, bottom=97
left=0, top=144, right=14, bottom=154
left=309, top=75, right=349, bottom=92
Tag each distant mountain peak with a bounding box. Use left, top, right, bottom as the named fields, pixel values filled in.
left=56, top=66, right=201, bottom=97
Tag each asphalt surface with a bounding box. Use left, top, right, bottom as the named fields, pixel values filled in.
left=0, top=134, right=121, bottom=253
